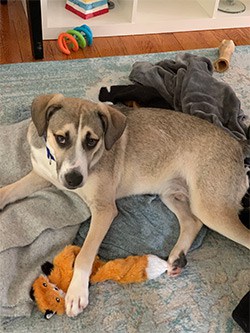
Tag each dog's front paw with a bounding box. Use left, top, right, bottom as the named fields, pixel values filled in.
left=65, top=275, right=89, bottom=317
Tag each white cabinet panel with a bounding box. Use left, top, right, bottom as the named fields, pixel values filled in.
left=39, top=0, right=250, bottom=39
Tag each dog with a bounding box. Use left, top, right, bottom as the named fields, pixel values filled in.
left=0, top=94, right=249, bottom=317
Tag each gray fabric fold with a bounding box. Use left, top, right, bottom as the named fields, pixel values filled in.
left=129, top=53, right=248, bottom=140
left=74, top=195, right=207, bottom=260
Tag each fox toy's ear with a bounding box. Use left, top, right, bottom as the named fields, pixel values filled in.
left=41, top=261, right=54, bottom=276
left=44, top=309, right=56, bottom=320
left=29, top=287, right=35, bottom=301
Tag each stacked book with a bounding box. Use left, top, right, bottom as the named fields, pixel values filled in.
left=65, top=0, right=109, bottom=19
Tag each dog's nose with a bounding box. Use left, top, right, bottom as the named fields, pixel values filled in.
left=65, top=170, right=83, bottom=188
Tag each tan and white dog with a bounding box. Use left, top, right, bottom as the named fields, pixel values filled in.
left=0, top=94, right=249, bottom=317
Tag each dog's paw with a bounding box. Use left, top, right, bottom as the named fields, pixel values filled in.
left=65, top=275, right=89, bottom=317
left=167, top=252, right=187, bottom=277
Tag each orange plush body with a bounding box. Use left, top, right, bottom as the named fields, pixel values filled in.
left=30, top=245, right=168, bottom=319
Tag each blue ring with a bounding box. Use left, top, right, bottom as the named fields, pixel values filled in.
left=74, top=24, right=93, bottom=46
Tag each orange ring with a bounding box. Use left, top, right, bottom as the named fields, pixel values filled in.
left=57, top=33, right=79, bottom=55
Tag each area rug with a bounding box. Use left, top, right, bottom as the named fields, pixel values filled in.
left=0, top=46, right=249, bottom=333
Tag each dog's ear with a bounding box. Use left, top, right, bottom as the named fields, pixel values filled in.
left=98, top=103, right=127, bottom=150
left=31, top=94, right=64, bottom=137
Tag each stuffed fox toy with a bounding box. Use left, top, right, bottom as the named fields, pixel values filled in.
left=30, top=245, right=169, bottom=319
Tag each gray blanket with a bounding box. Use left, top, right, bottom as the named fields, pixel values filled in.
left=129, top=53, right=248, bottom=140
left=0, top=119, right=206, bottom=318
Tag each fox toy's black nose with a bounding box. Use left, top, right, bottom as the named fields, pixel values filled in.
left=65, top=170, right=83, bottom=188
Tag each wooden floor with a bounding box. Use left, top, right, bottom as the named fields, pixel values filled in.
left=0, top=0, right=250, bottom=64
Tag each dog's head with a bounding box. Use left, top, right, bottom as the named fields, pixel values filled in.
left=31, top=94, right=127, bottom=189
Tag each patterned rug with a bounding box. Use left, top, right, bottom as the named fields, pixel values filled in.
left=0, top=47, right=249, bottom=333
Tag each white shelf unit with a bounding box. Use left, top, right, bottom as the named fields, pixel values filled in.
left=40, top=0, right=250, bottom=40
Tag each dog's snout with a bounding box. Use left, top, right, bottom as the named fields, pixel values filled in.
left=65, top=170, right=83, bottom=189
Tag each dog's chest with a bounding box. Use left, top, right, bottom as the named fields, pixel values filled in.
left=30, top=146, right=65, bottom=190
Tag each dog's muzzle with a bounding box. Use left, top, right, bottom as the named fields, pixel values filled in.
left=64, top=170, right=83, bottom=189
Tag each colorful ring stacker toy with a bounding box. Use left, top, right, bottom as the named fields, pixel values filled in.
left=73, top=24, right=93, bottom=46
left=57, top=32, right=79, bottom=55
left=66, top=29, right=87, bottom=49
left=57, top=24, right=93, bottom=55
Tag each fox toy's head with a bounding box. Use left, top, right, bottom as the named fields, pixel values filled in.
left=30, top=275, right=65, bottom=319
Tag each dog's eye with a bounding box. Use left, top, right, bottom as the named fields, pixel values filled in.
left=54, top=132, right=71, bottom=148
left=85, top=136, right=98, bottom=149
left=55, top=135, right=66, bottom=146
left=56, top=297, right=60, bottom=303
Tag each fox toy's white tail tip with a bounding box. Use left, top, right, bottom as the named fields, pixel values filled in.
left=146, top=255, right=169, bottom=280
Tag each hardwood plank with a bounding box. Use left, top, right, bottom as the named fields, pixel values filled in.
left=198, top=30, right=229, bottom=48
left=0, top=35, right=6, bottom=64
left=110, top=35, right=145, bottom=55
left=0, top=1, right=22, bottom=64
left=43, top=41, right=56, bottom=61
left=210, top=29, right=231, bottom=44
left=11, top=0, right=34, bottom=62
left=81, top=41, right=102, bottom=59
left=93, top=37, right=119, bottom=57
left=152, top=33, right=183, bottom=52
left=124, top=34, right=165, bottom=55
left=95, top=36, right=128, bottom=57
left=222, top=28, right=250, bottom=45
left=173, top=30, right=212, bottom=50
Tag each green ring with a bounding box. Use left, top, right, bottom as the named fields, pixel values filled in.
left=67, top=29, right=87, bottom=49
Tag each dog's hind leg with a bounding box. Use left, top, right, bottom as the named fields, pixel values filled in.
left=160, top=192, right=203, bottom=277
left=190, top=196, right=250, bottom=250
left=0, top=170, right=51, bottom=210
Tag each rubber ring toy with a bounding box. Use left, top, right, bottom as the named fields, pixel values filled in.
left=66, top=29, right=87, bottom=49
left=57, top=33, right=79, bottom=55
left=57, top=24, right=93, bottom=55
left=73, top=24, right=93, bottom=46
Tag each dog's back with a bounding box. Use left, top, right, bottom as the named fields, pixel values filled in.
left=115, top=107, right=246, bottom=201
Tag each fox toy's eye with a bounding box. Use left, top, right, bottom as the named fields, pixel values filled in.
left=43, top=283, right=47, bottom=287
left=54, top=287, right=59, bottom=291
left=56, top=297, right=60, bottom=303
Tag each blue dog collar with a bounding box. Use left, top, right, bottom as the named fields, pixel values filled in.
left=43, top=134, right=56, bottom=164
left=46, top=146, right=56, bottom=163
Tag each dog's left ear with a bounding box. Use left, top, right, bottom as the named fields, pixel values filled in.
left=98, top=103, right=127, bottom=150
left=31, top=94, right=64, bottom=137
